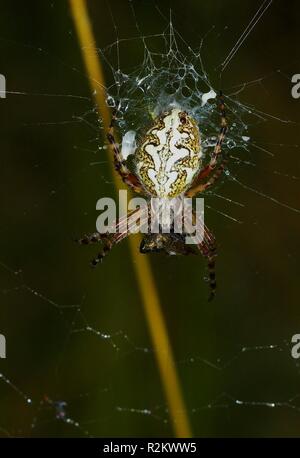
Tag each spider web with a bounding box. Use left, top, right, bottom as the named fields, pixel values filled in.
left=0, top=0, right=300, bottom=437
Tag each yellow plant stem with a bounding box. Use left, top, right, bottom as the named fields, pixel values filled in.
left=69, top=0, right=192, bottom=438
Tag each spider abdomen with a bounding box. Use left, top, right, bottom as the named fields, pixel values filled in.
left=136, top=108, right=202, bottom=197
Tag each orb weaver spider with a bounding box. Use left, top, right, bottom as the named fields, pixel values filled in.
left=78, top=92, right=228, bottom=300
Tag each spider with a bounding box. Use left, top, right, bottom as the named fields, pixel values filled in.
left=77, top=92, right=228, bottom=300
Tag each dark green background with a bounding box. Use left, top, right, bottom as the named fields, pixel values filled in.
left=0, top=0, right=299, bottom=437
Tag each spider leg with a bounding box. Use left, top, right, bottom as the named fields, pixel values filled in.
left=78, top=207, right=149, bottom=267
left=91, top=238, right=113, bottom=267
left=76, top=232, right=114, bottom=266
left=208, top=91, right=227, bottom=169
left=107, top=111, right=144, bottom=194
left=198, top=225, right=217, bottom=302
left=186, top=210, right=217, bottom=301
left=76, top=210, right=136, bottom=246
left=76, top=232, right=107, bottom=245
left=186, top=158, right=228, bottom=197
left=185, top=91, right=228, bottom=198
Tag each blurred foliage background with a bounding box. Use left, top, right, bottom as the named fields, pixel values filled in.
left=0, top=0, right=300, bottom=437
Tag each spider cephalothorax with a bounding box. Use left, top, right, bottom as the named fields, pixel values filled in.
left=78, top=94, right=228, bottom=300
left=140, top=232, right=196, bottom=256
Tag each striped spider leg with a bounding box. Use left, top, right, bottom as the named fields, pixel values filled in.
left=77, top=207, right=149, bottom=266
left=185, top=91, right=228, bottom=198
left=182, top=92, right=228, bottom=299
left=107, top=110, right=144, bottom=194
left=184, top=209, right=217, bottom=301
